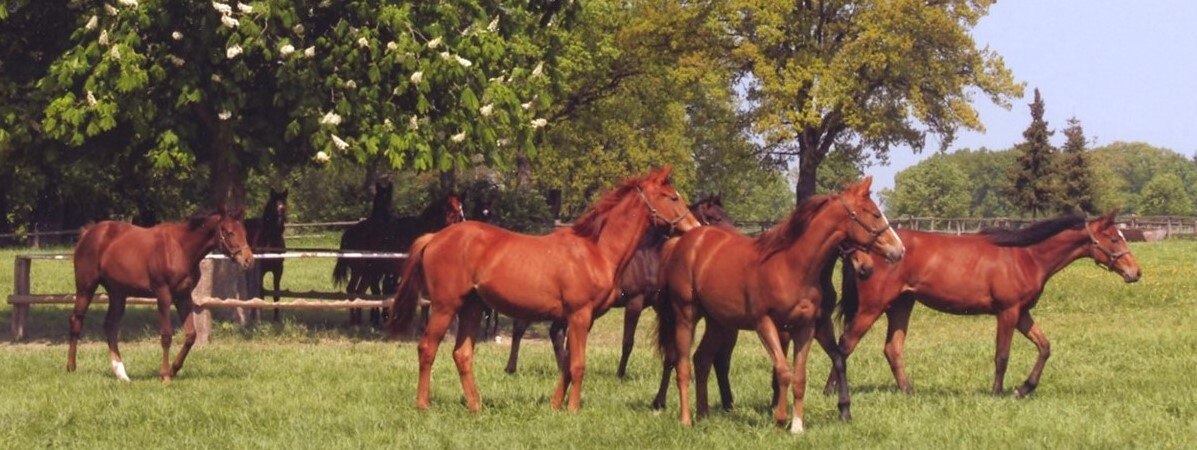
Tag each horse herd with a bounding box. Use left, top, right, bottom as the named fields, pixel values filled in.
left=63, top=167, right=1141, bottom=436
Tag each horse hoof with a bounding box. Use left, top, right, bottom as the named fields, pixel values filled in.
left=111, top=361, right=130, bottom=382
left=789, top=418, right=805, bottom=435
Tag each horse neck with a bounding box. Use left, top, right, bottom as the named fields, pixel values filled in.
left=176, top=222, right=219, bottom=266
left=777, top=205, right=848, bottom=283
left=1025, top=228, right=1092, bottom=278
left=261, top=203, right=283, bottom=229
left=593, top=195, right=653, bottom=278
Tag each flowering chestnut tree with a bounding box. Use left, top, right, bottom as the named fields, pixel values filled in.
left=36, top=0, right=566, bottom=204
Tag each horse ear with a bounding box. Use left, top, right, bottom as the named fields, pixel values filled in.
left=849, top=176, right=874, bottom=196
left=230, top=206, right=246, bottom=220
left=653, top=166, right=674, bottom=184
left=1100, top=209, right=1120, bottom=225
left=281, top=189, right=289, bottom=198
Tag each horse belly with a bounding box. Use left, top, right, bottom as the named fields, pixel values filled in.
left=913, top=292, right=992, bottom=315
left=474, top=280, right=568, bottom=321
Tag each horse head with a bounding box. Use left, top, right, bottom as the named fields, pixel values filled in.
left=267, top=188, right=288, bottom=223
left=837, top=177, right=904, bottom=263
left=637, top=167, right=702, bottom=234
left=216, top=206, right=255, bottom=269
left=1086, top=210, right=1141, bottom=282
left=443, top=193, right=467, bottom=225
left=690, top=194, right=733, bottom=227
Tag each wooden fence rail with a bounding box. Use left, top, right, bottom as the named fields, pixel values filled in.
left=7, top=251, right=409, bottom=343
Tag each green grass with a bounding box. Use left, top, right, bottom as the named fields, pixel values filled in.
left=0, top=238, right=1195, bottom=448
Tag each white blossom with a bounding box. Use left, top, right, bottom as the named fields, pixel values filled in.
left=303, top=46, right=315, bottom=57
left=439, top=51, right=452, bottom=61
left=314, top=150, right=330, bottom=163
left=530, top=118, right=547, bottom=128
left=85, top=16, right=98, bottom=31
left=279, top=44, right=295, bottom=56
left=118, top=0, right=138, bottom=7
left=86, top=90, right=98, bottom=106
left=218, top=110, right=232, bottom=120
left=386, top=41, right=398, bottom=51
left=344, top=79, right=357, bottom=89
left=292, top=24, right=305, bottom=34
left=331, top=134, right=349, bottom=150
left=410, top=71, right=423, bottom=84
left=236, top=2, right=253, bottom=13
left=168, top=55, right=186, bottom=67
left=496, top=138, right=509, bottom=147
left=171, top=31, right=183, bottom=40
left=521, top=101, right=533, bottom=110
left=450, top=131, right=466, bottom=143
left=531, top=61, right=544, bottom=77
left=408, top=115, right=419, bottom=130
left=320, top=111, right=342, bottom=126
left=108, top=46, right=121, bottom=59
left=488, top=76, right=503, bottom=83
left=226, top=44, right=242, bottom=59
left=211, top=74, right=222, bottom=82
left=212, top=1, right=232, bottom=15
left=479, top=104, right=493, bottom=117
left=383, top=118, right=393, bottom=130
left=221, top=15, right=240, bottom=28
left=426, top=37, right=441, bottom=49
left=357, top=37, right=369, bottom=48
left=454, top=55, right=472, bottom=68
left=487, top=16, right=499, bottom=33
left=104, top=4, right=119, bottom=15
left=98, top=29, right=109, bottom=46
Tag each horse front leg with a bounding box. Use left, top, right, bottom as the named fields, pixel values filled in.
left=155, top=288, right=175, bottom=383
left=1014, top=310, right=1050, bottom=399
left=753, top=318, right=792, bottom=429
left=103, top=294, right=130, bottom=382
left=992, top=308, right=1019, bottom=395
left=555, top=309, right=593, bottom=412
left=169, top=295, right=198, bottom=378
left=788, top=324, right=816, bottom=435
left=815, top=311, right=851, bottom=420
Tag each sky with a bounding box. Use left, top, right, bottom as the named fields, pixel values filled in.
left=861, top=1, right=1197, bottom=193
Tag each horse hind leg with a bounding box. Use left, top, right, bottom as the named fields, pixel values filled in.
left=169, top=296, right=199, bottom=378
left=617, top=294, right=644, bottom=379
left=883, top=295, right=917, bottom=394
left=505, top=319, right=531, bottom=374
left=67, top=280, right=99, bottom=374
left=103, top=293, right=130, bottom=382
left=453, top=297, right=487, bottom=412
left=1013, top=310, right=1050, bottom=399
left=693, top=320, right=734, bottom=419
left=154, top=288, right=175, bottom=383
left=271, top=268, right=282, bottom=322
left=417, top=299, right=461, bottom=410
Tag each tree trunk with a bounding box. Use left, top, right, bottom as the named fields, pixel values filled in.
left=515, top=152, right=532, bottom=189
left=210, top=123, right=245, bottom=208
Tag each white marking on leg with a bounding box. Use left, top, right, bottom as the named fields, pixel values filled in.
left=789, top=417, right=805, bottom=435
left=111, top=360, right=131, bottom=382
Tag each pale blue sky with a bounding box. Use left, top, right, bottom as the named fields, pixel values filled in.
left=862, top=1, right=1197, bottom=193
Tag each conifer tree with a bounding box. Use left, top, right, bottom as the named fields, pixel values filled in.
left=1055, top=116, right=1096, bottom=214
left=1007, top=88, right=1057, bottom=216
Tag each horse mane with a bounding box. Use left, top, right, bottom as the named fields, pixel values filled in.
left=570, top=175, right=648, bottom=241
left=979, top=214, right=1086, bottom=247
left=186, top=208, right=221, bottom=230
left=752, top=195, right=832, bottom=257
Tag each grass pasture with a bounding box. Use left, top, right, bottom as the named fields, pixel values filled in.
left=0, top=237, right=1195, bottom=448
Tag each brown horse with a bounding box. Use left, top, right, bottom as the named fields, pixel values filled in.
left=825, top=211, right=1141, bottom=398
left=67, top=207, right=254, bottom=382
left=502, top=194, right=735, bottom=378
left=656, top=178, right=903, bottom=433
left=389, top=167, right=701, bottom=412
left=244, top=188, right=287, bottom=321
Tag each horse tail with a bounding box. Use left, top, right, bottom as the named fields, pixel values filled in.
left=836, top=261, right=860, bottom=328
left=387, top=233, right=435, bottom=338
left=332, top=230, right=353, bottom=287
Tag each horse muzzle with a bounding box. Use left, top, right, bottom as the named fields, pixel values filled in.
left=234, top=250, right=254, bottom=270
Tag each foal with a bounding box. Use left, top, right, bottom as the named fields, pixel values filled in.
left=68, top=207, right=253, bottom=382
left=827, top=211, right=1141, bottom=397
left=245, top=188, right=287, bottom=321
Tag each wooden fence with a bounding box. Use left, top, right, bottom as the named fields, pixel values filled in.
left=7, top=251, right=408, bottom=343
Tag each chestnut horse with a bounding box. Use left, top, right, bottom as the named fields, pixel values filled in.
left=825, top=211, right=1141, bottom=398
left=656, top=178, right=903, bottom=433
left=502, top=194, right=735, bottom=377
left=68, top=207, right=254, bottom=382
left=389, top=168, right=701, bottom=412
left=244, top=188, right=288, bottom=321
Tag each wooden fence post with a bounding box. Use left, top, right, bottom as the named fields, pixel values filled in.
left=11, top=256, right=31, bottom=341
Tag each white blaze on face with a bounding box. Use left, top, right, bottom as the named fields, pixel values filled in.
left=111, top=360, right=131, bottom=382
left=1117, top=228, right=1126, bottom=241
left=880, top=211, right=904, bottom=252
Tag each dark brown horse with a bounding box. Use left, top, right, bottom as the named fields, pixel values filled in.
left=67, top=207, right=254, bottom=382
left=333, top=179, right=397, bottom=319
left=244, top=188, right=287, bottom=321
left=389, top=168, right=701, bottom=412
left=502, top=194, right=735, bottom=378
left=825, top=211, right=1141, bottom=398
left=656, top=178, right=903, bottom=433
